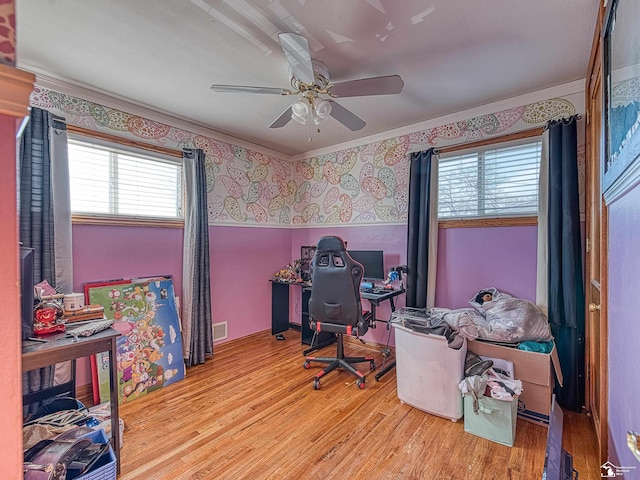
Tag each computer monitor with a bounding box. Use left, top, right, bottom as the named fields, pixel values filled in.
left=347, top=250, right=385, bottom=281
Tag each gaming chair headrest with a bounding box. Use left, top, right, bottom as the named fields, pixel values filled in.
left=316, top=235, right=346, bottom=253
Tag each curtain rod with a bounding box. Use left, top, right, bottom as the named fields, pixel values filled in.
left=412, top=114, right=582, bottom=156
left=541, top=114, right=582, bottom=131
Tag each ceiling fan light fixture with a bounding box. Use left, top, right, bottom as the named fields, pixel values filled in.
left=313, top=99, right=332, bottom=125
left=211, top=33, right=401, bottom=134
left=291, top=100, right=309, bottom=125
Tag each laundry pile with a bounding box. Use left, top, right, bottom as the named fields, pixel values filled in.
left=458, top=352, right=522, bottom=413
left=429, top=287, right=553, bottom=343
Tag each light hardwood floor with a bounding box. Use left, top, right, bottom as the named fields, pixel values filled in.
left=116, top=330, right=599, bottom=479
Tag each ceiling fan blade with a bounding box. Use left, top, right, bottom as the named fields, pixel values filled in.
left=210, top=85, right=289, bottom=95
left=329, top=101, right=366, bottom=131
left=278, top=33, right=315, bottom=85
left=329, top=75, right=404, bottom=97
left=269, top=106, right=293, bottom=129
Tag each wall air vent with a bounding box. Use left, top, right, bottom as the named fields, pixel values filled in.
left=213, top=321, right=228, bottom=342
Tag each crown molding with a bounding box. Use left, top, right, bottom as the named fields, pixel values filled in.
left=26, top=69, right=292, bottom=161
left=291, top=79, right=586, bottom=161
left=0, top=64, right=35, bottom=118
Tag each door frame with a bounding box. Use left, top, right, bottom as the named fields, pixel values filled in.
left=584, top=0, right=609, bottom=463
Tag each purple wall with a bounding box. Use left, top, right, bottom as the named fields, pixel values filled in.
left=607, top=184, right=640, bottom=469
left=209, top=226, right=292, bottom=340
left=435, top=225, right=539, bottom=308
left=72, top=222, right=539, bottom=386
left=72, top=224, right=184, bottom=296
left=72, top=224, right=292, bottom=385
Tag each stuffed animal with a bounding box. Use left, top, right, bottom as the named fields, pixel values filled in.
left=474, top=290, right=493, bottom=305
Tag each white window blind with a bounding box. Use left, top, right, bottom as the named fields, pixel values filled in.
left=68, top=136, right=183, bottom=220
left=438, top=139, right=542, bottom=219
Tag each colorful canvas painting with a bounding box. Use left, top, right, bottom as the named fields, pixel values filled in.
left=87, top=277, right=185, bottom=404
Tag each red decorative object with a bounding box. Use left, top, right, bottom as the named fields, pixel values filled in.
left=33, top=301, right=65, bottom=335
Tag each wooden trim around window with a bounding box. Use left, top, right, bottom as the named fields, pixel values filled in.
left=436, top=127, right=544, bottom=155
left=67, top=124, right=182, bottom=158
left=72, top=214, right=184, bottom=228
left=438, top=216, right=538, bottom=229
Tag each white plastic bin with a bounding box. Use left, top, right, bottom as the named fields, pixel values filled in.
left=393, top=323, right=466, bottom=421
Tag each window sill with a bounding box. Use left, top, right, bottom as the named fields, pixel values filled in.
left=72, top=214, right=184, bottom=228
left=438, top=216, right=538, bottom=229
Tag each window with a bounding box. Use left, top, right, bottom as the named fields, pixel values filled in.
left=68, top=135, right=183, bottom=222
left=438, top=139, right=542, bottom=219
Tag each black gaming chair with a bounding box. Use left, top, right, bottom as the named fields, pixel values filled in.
left=303, top=236, right=374, bottom=389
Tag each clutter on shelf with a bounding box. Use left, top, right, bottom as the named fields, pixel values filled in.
left=272, top=260, right=303, bottom=283
left=33, top=299, right=65, bottom=334
left=62, top=304, right=106, bottom=323
left=30, top=280, right=111, bottom=337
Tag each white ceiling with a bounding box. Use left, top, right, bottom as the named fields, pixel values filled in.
left=16, top=0, right=599, bottom=157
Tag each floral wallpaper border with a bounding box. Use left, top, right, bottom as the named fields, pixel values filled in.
left=30, top=86, right=581, bottom=226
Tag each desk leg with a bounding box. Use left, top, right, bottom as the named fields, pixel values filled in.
left=108, top=339, right=121, bottom=474
left=371, top=298, right=398, bottom=381
left=271, top=282, right=290, bottom=336
left=368, top=303, right=378, bottom=328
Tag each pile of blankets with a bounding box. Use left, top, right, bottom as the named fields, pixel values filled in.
left=430, top=287, right=552, bottom=343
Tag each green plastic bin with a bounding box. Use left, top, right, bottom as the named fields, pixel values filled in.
left=463, top=394, right=518, bottom=447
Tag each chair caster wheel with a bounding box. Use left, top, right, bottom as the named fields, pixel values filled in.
left=369, top=360, right=376, bottom=371
left=313, top=379, right=320, bottom=390
left=356, top=379, right=366, bottom=389
left=303, top=361, right=311, bottom=369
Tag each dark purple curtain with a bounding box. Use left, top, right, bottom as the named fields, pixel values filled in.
left=19, top=107, right=66, bottom=416
left=406, top=148, right=434, bottom=308
left=182, top=148, right=213, bottom=366
left=546, top=115, right=585, bottom=412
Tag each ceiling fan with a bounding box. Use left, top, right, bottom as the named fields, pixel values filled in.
left=210, top=33, right=404, bottom=133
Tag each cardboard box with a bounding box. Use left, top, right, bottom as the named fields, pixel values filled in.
left=467, top=340, right=563, bottom=427
left=463, top=395, right=518, bottom=447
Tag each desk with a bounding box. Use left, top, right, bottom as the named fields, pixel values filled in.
left=270, top=280, right=334, bottom=354
left=360, top=288, right=404, bottom=327
left=22, top=328, right=122, bottom=474
left=360, top=289, right=404, bottom=381
left=271, top=280, right=405, bottom=361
